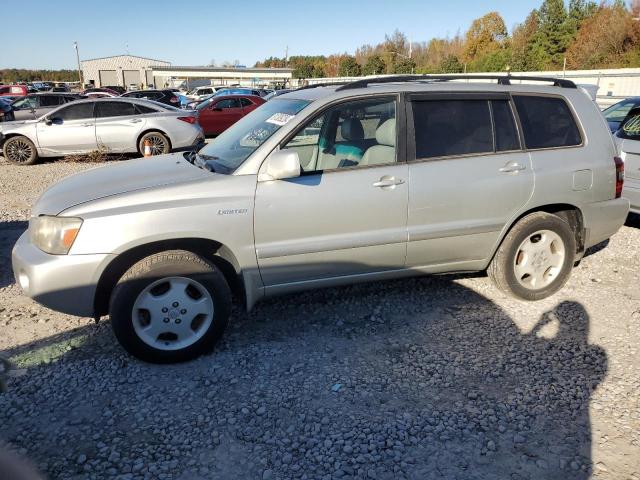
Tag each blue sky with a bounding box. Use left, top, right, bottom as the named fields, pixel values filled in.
left=4, top=0, right=543, bottom=69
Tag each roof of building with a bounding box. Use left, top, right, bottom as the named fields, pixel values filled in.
left=81, top=54, right=170, bottom=64
left=152, top=65, right=293, bottom=73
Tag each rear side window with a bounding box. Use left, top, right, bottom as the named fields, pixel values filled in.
left=40, top=95, right=63, bottom=107
left=240, top=98, right=254, bottom=107
left=492, top=100, right=520, bottom=151
left=413, top=100, right=493, bottom=159
left=136, top=104, right=157, bottom=114
left=513, top=96, right=581, bottom=149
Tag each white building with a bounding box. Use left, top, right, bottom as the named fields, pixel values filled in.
left=150, top=65, right=294, bottom=89
left=81, top=54, right=171, bottom=88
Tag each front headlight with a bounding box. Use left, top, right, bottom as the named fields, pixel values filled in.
left=29, top=216, right=83, bottom=255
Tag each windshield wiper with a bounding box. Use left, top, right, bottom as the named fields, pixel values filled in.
left=194, top=153, right=220, bottom=173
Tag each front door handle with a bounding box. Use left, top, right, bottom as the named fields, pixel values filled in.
left=499, top=162, right=526, bottom=173
left=81, top=123, right=93, bottom=127
left=130, top=118, right=142, bottom=123
left=373, top=176, right=405, bottom=188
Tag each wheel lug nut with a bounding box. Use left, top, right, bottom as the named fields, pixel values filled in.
left=175, top=318, right=182, bottom=324
left=180, top=309, right=187, bottom=314
left=163, top=317, right=170, bottom=323
left=172, top=302, right=179, bottom=307
left=162, top=307, right=168, bottom=313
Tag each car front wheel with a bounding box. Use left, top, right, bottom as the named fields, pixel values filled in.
left=488, top=212, right=577, bottom=301
left=3, top=136, right=39, bottom=165
left=109, top=250, right=231, bottom=363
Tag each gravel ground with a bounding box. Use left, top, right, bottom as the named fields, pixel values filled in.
left=0, top=157, right=639, bottom=480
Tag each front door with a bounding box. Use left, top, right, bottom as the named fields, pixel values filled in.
left=35, top=102, right=97, bottom=155
left=95, top=101, right=147, bottom=153
left=254, top=95, right=409, bottom=287
left=207, top=98, right=244, bottom=134
left=406, top=96, right=534, bottom=268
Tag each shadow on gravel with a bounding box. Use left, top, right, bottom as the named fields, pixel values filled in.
left=0, top=221, right=27, bottom=289
left=625, top=212, right=640, bottom=228
left=0, top=266, right=607, bottom=480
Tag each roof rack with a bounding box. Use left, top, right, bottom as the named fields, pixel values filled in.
left=296, top=82, right=350, bottom=91
left=334, top=74, right=577, bottom=91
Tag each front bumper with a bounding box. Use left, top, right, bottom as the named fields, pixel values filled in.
left=583, top=197, right=630, bottom=248
left=12, top=232, right=114, bottom=317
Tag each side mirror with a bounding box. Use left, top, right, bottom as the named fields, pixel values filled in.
left=44, top=117, right=53, bottom=125
left=259, top=149, right=301, bottom=182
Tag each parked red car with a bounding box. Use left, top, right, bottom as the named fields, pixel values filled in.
left=196, top=94, right=265, bottom=135
left=0, top=85, right=28, bottom=96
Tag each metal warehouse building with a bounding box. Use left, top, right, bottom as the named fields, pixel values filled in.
left=81, top=54, right=171, bottom=88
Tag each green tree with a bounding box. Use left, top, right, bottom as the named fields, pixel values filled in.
left=362, top=55, right=386, bottom=75
left=534, top=0, right=571, bottom=67
left=438, top=54, right=463, bottom=73
left=393, top=57, right=417, bottom=74
left=338, top=56, right=362, bottom=76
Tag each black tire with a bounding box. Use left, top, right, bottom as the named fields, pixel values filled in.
left=3, top=136, right=39, bottom=165
left=488, top=212, right=576, bottom=301
left=109, top=250, right=231, bottom=363
left=138, top=131, right=170, bottom=156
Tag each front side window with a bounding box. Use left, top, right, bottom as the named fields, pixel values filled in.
left=413, top=100, right=493, bottom=159
left=95, top=101, right=138, bottom=117
left=240, top=98, right=254, bottom=107
left=54, top=102, right=95, bottom=121
left=513, top=95, right=582, bottom=149
left=12, top=96, right=38, bottom=110
left=215, top=98, right=241, bottom=109
left=282, top=97, right=397, bottom=172
left=603, top=100, right=637, bottom=123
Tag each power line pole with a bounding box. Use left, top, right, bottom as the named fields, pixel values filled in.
left=73, top=41, right=83, bottom=87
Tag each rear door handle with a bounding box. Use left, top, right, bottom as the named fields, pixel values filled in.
left=373, top=176, right=405, bottom=188
left=499, top=162, right=526, bottom=173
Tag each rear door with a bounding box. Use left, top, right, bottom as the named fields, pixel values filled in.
left=35, top=102, right=97, bottom=154
left=94, top=101, right=147, bottom=153
left=406, top=94, right=534, bottom=268
left=240, top=97, right=261, bottom=116
left=35, top=95, right=66, bottom=119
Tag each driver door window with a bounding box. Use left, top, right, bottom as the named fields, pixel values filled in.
left=282, top=97, right=397, bottom=172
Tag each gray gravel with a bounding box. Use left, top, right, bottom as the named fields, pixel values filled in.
left=1, top=158, right=639, bottom=480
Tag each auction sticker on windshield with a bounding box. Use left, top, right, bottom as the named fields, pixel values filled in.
left=265, top=113, right=295, bottom=126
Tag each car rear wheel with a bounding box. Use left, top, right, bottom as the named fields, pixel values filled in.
left=488, top=212, right=576, bottom=301
left=138, top=131, right=170, bottom=156
left=3, top=136, right=39, bottom=165
left=109, top=250, right=231, bottom=363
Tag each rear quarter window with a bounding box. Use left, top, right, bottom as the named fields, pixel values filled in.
left=513, top=95, right=582, bottom=149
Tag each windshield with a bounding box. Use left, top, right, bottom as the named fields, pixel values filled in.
left=197, top=98, right=310, bottom=173
left=603, top=100, right=638, bottom=123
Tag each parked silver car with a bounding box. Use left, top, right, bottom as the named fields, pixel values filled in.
left=12, top=75, right=629, bottom=363
left=0, top=98, right=204, bottom=165
left=10, top=93, right=83, bottom=122
left=613, top=108, right=640, bottom=214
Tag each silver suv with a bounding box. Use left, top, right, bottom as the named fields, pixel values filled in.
left=12, top=75, right=629, bottom=363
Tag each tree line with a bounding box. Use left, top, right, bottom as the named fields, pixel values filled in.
left=255, top=0, right=640, bottom=78
left=0, top=69, right=79, bottom=84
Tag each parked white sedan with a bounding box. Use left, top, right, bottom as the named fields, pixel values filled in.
left=0, top=98, right=204, bottom=165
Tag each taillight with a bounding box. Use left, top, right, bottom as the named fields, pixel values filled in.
left=614, top=156, right=624, bottom=198
left=178, top=116, right=196, bottom=124
left=170, top=96, right=179, bottom=103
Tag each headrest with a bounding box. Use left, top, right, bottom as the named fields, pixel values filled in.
left=340, top=118, right=364, bottom=141
left=376, top=118, right=396, bottom=147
